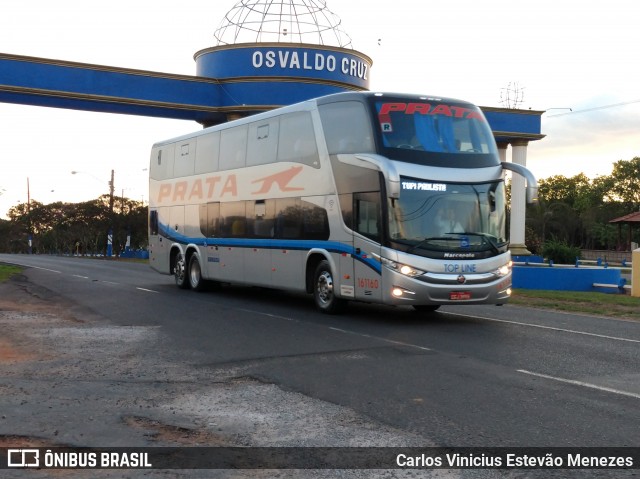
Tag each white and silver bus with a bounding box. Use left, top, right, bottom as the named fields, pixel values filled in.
left=148, top=92, right=537, bottom=313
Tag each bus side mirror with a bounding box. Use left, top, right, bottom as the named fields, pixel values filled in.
left=501, top=161, right=538, bottom=204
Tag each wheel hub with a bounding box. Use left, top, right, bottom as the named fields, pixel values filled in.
left=317, top=271, right=334, bottom=303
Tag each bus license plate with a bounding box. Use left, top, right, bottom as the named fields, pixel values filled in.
left=450, top=291, right=471, bottom=300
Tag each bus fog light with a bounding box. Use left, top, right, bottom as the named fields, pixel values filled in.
left=392, top=286, right=416, bottom=297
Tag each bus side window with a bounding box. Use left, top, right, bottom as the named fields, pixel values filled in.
left=199, top=203, right=220, bottom=237
left=274, top=198, right=302, bottom=239
left=318, top=101, right=375, bottom=154
left=220, top=125, right=248, bottom=171
left=220, top=202, right=246, bottom=237
left=278, top=112, right=320, bottom=168
left=248, top=120, right=278, bottom=167
left=354, top=192, right=381, bottom=241
left=301, top=200, right=330, bottom=240
left=249, top=200, right=275, bottom=238
left=199, top=204, right=208, bottom=237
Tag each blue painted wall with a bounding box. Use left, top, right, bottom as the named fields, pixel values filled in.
left=513, top=266, right=624, bottom=293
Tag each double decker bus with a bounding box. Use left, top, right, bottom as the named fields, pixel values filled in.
left=148, top=92, right=537, bottom=313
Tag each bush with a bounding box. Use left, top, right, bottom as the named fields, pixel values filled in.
left=541, top=238, right=581, bottom=264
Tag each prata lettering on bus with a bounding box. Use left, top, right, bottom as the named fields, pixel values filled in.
left=155, top=166, right=304, bottom=204
left=378, top=103, right=485, bottom=120
left=252, top=50, right=368, bottom=80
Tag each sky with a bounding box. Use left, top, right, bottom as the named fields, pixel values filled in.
left=1, top=0, right=640, bottom=219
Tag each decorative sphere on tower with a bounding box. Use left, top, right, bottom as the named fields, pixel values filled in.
left=195, top=0, right=372, bottom=125
left=212, top=0, right=353, bottom=48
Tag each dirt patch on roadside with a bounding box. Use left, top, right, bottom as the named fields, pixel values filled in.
left=123, top=416, right=236, bottom=446
left=0, top=274, right=84, bottom=323
left=0, top=338, right=37, bottom=363
left=0, top=435, right=58, bottom=448
left=0, top=276, right=85, bottom=365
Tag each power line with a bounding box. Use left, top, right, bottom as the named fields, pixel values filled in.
left=547, top=99, right=640, bottom=117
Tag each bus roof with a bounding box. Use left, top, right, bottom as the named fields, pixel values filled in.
left=152, top=91, right=477, bottom=147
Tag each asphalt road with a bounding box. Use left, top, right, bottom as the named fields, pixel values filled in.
left=0, top=254, right=639, bottom=477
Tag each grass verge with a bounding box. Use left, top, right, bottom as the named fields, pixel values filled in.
left=510, top=289, right=640, bottom=321
left=0, top=264, right=22, bottom=282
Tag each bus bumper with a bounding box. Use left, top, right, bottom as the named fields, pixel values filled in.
left=382, top=270, right=512, bottom=306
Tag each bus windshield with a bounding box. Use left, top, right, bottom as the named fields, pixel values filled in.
left=371, top=97, right=499, bottom=167
left=389, top=178, right=508, bottom=257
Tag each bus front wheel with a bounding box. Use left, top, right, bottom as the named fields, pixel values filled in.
left=313, top=260, right=346, bottom=314
left=174, top=251, right=189, bottom=289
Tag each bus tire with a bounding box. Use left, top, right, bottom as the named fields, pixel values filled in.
left=313, top=260, right=346, bottom=314
left=413, top=304, right=440, bottom=313
left=188, top=254, right=206, bottom=292
left=174, top=251, right=189, bottom=289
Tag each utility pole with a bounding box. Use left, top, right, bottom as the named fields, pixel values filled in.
left=107, top=169, right=114, bottom=258
left=108, top=169, right=115, bottom=216
left=27, top=177, right=32, bottom=254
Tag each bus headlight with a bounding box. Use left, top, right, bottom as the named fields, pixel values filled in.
left=381, top=257, right=425, bottom=278
left=495, top=261, right=512, bottom=277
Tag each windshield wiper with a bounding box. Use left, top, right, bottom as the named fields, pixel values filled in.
left=406, top=236, right=455, bottom=254
left=404, top=232, right=504, bottom=255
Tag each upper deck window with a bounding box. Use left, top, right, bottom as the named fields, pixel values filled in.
left=371, top=98, right=499, bottom=168
left=319, top=101, right=375, bottom=155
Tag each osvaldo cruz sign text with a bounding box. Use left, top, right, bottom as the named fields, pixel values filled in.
left=195, top=44, right=372, bottom=90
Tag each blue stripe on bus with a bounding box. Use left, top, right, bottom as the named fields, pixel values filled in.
left=158, top=223, right=382, bottom=274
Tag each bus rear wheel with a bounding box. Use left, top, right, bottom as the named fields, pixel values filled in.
left=174, top=251, right=189, bottom=289
left=313, top=260, right=346, bottom=314
left=188, top=254, right=206, bottom=292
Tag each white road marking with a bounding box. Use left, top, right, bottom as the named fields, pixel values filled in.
left=237, top=307, right=432, bottom=352
left=6, top=262, right=61, bottom=274
left=517, top=369, right=640, bottom=400
left=136, top=287, right=159, bottom=293
left=329, top=326, right=432, bottom=352
left=444, top=311, right=640, bottom=344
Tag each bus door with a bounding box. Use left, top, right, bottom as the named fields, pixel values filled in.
left=352, top=192, right=383, bottom=302
left=149, top=209, right=168, bottom=273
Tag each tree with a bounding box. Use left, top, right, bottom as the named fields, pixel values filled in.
left=527, top=158, right=640, bottom=252
left=603, top=157, right=640, bottom=207
left=0, top=196, right=147, bottom=255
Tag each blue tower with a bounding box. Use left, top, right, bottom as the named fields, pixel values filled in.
left=195, top=0, right=371, bottom=125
